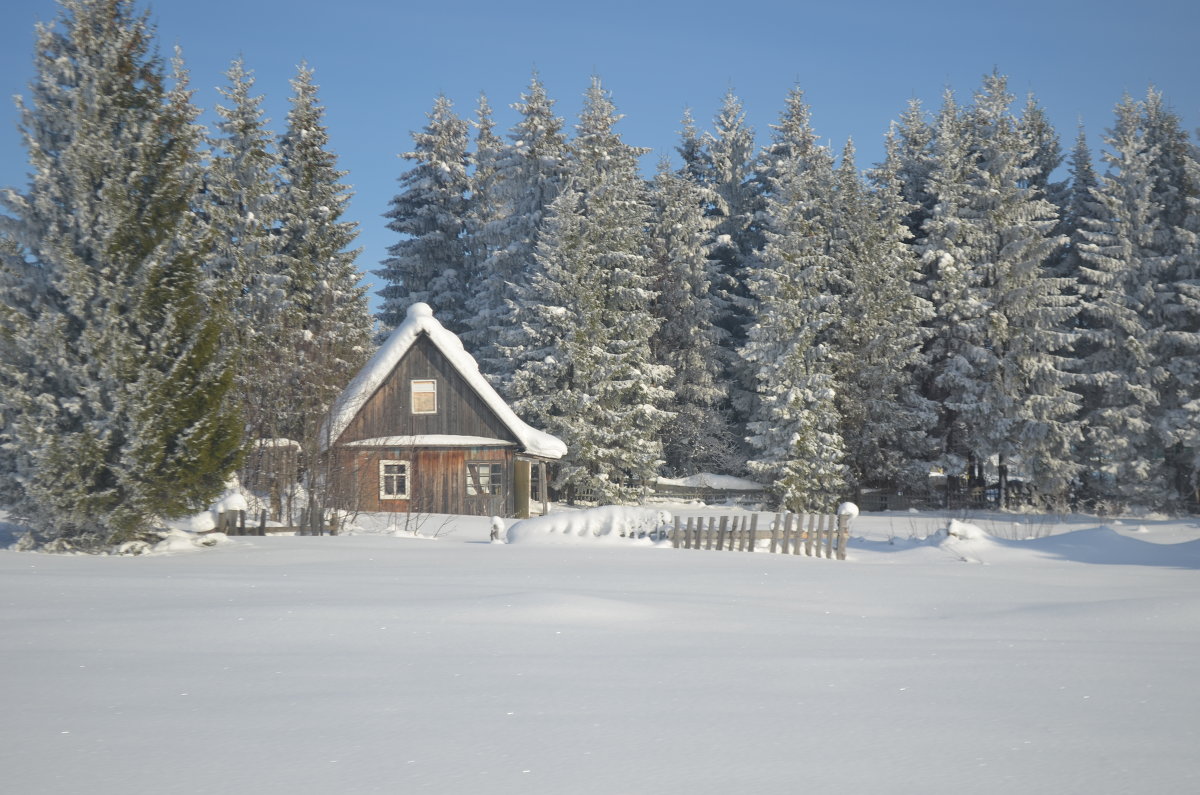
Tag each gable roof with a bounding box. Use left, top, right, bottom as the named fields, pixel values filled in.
left=321, top=303, right=567, bottom=459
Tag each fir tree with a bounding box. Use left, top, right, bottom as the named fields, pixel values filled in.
left=376, top=95, right=470, bottom=332
left=461, top=92, right=505, bottom=334
left=1142, top=90, right=1200, bottom=501
left=917, top=75, right=1079, bottom=505
left=840, top=141, right=937, bottom=495
left=1074, top=95, right=1170, bottom=509
left=204, top=57, right=285, bottom=447
left=0, top=3, right=241, bottom=548
left=272, top=63, right=373, bottom=515
left=742, top=118, right=848, bottom=509
left=466, top=73, right=570, bottom=388
left=508, top=78, right=671, bottom=503
left=647, top=158, right=733, bottom=475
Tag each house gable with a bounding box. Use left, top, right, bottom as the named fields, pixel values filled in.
left=336, top=333, right=516, bottom=445
left=322, top=303, right=566, bottom=459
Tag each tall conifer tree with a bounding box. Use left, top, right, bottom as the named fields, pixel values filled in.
left=0, top=2, right=241, bottom=548
left=376, top=95, right=470, bottom=332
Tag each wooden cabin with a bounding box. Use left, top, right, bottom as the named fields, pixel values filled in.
left=321, top=303, right=567, bottom=518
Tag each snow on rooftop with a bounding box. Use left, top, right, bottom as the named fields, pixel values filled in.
left=342, top=435, right=516, bottom=448
left=321, top=303, right=567, bottom=459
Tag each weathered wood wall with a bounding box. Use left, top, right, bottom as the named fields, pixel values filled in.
left=337, top=334, right=516, bottom=445
left=330, top=446, right=514, bottom=516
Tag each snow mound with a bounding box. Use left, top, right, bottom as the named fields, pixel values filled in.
left=946, top=519, right=986, bottom=540
left=837, top=501, right=860, bottom=519
left=505, top=506, right=672, bottom=546
left=927, top=521, right=1200, bottom=568
left=164, top=511, right=216, bottom=534
left=114, top=529, right=232, bottom=556
left=656, top=473, right=764, bottom=491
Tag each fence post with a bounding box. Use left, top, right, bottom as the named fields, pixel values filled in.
left=770, top=513, right=781, bottom=554
left=716, top=516, right=728, bottom=551
left=836, top=513, right=850, bottom=560
left=673, top=516, right=682, bottom=549
left=258, top=509, right=267, bottom=536
left=802, top=514, right=813, bottom=556
left=748, top=514, right=758, bottom=552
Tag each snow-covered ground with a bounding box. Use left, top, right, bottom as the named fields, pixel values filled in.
left=3, top=505, right=1199, bottom=794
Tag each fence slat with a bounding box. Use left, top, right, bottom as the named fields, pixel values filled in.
left=836, top=513, right=849, bottom=560
left=748, top=514, right=758, bottom=552
left=770, top=513, right=781, bottom=554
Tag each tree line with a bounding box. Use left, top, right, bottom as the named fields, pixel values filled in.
left=0, top=0, right=372, bottom=549
left=3, top=1, right=1198, bottom=552
left=378, top=72, right=1199, bottom=514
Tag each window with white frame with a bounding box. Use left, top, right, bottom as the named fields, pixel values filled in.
left=379, top=460, right=410, bottom=500
left=411, top=379, right=437, bottom=414
left=466, top=462, right=503, bottom=496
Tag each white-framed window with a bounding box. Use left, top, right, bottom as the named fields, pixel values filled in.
left=379, top=459, right=410, bottom=500
left=411, top=379, right=437, bottom=414
left=466, top=462, right=504, bottom=496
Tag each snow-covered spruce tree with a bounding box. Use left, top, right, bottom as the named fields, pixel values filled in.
left=742, top=116, right=848, bottom=511
left=0, top=232, right=37, bottom=507
left=701, top=91, right=764, bottom=433
left=1059, top=126, right=1101, bottom=286
left=1142, top=90, right=1200, bottom=502
left=886, top=98, right=938, bottom=244
left=917, top=75, right=1080, bottom=507
left=839, top=140, right=937, bottom=496
left=272, top=63, right=373, bottom=520
left=508, top=78, right=672, bottom=504
left=376, top=95, right=470, bottom=333
left=676, top=108, right=711, bottom=185
left=466, top=73, right=570, bottom=390
left=461, top=92, right=505, bottom=337
left=647, top=158, right=735, bottom=475
left=204, top=58, right=286, bottom=450
left=0, top=3, right=241, bottom=548
left=1074, top=95, right=1170, bottom=509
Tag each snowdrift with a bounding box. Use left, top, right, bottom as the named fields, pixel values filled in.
left=505, top=505, right=672, bottom=545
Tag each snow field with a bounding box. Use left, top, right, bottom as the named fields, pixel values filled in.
left=2, top=508, right=1199, bottom=794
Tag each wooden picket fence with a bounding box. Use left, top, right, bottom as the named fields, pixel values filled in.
left=669, top=512, right=851, bottom=560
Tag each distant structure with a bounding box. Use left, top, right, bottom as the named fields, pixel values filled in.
left=321, top=303, right=566, bottom=517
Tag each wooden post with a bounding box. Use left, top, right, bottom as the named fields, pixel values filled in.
left=258, top=510, right=267, bottom=536
left=237, top=510, right=246, bottom=537
left=781, top=513, right=793, bottom=555
left=836, top=513, right=850, bottom=561
left=514, top=460, right=532, bottom=519
left=748, top=514, right=758, bottom=552
left=672, top=516, right=682, bottom=548
left=823, top=514, right=835, bottom=558
left=716, top=516, right=728, bottom=551
left=704, top=517, right=713, bottom=550
left=769, top=514, right=781, bottom=554
left=804, top=514, right=815, bottom=556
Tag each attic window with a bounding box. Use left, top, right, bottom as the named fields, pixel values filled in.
left=380, top=460, right=410, bottom=500
left=411, top=379, right=437, bottom=414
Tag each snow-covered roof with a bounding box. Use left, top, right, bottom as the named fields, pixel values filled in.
left=321, top=303, right=567, bottom=460
left=342, top=435, right=516, bottom=448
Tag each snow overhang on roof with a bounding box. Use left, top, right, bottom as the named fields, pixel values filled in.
left=342, top=435, right=516, bottom=448
left=321, top=303, right=568, bottom=460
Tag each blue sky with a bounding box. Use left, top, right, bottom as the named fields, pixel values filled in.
left=3, top=0, right=1197, bottom=313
